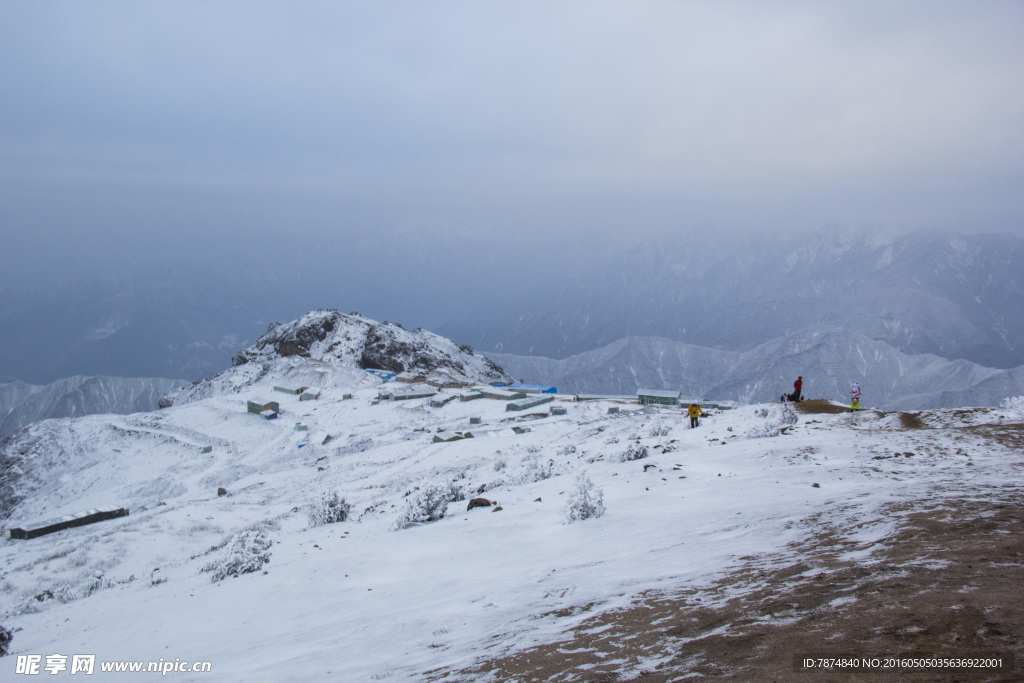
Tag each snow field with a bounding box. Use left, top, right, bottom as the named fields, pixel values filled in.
left=2, top=384, right=1023, bottom=681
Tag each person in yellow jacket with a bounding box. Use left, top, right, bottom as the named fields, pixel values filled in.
left=687, top=403, right=705, bottom=428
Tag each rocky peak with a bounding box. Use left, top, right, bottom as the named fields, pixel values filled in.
left=165, top=310, right=510, bottom=405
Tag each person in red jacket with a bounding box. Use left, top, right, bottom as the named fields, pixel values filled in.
left=793, top=376, right=803, bottom=402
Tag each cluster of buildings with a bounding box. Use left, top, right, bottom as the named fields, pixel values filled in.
left=245, top=371, right=717, bottom=422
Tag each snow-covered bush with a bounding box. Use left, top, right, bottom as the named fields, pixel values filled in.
left=648, top=423, right=670, bottom=437
left=0, top=623, right=12, bottom=656
left=76, top=574, right=122, bottom=600
left=1001, top=395, right=1024, bottom=417
left=522, top=457, right=554, bottom=482
left=745, top=403, right=798, bottom=439
left=619, top=443, right=649, bottom=462
left=206, top=523, right=274, bottom=581
left=564, top=471, right=605, bottom=523
left=498, top=456, right=555, bottom=486
left=307, top=491, right=351, bottom=527
left=393, top=482, right=464, bottom=530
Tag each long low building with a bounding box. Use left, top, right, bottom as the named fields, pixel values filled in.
left=574, top=394, right=635, bottom=402
left=509, top=383, right=558, bottom=394
left=274, top=385, right=308, bottom=395
left=390, top=386, right=436, bottom=401
left=471, top=386, right=528, bottom=400
left=506, top=395, right=555, bottom=412
left=9, top=507, right=129, bottom=540
left=637, top=389, right=682, bottom=406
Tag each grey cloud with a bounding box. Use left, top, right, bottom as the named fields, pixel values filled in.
left=1, top=0, right=1023, bottom=297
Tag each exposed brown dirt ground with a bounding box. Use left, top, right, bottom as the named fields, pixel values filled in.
left=794, top=400, right=853, bottom=415
left=434, top=423, right=1024, bottom=683
left=793, top=400, right=882, bottom=417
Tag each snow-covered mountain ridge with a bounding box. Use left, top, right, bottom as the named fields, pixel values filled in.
left=488, top=326, right=1024, bottom=410
left=0, top=376, right=187, bottom=441
left=162, top=309, right=510, bottom=406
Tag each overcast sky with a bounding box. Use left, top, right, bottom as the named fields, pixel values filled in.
left=2, top=0, right=1023, bottom=290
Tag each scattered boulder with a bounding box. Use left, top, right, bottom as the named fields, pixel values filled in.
left=467, top=497, right=493, bottom=511
left=217, top=487, right=228, bottom=497
left=0, top=623, right=11, bottom=657
left=492, top=506, right=503, bottom=512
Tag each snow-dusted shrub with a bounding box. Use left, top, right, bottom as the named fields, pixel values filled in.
left=504, top=456, right=555, bottom=485
left=336, top=438, right=374, bottom=456
left=1001, top=395, right=1024, bottom=417
left=619, top=443, right=649, bottom=462
left=77, top=574, right=126, bottom=599
left=523, top=457, right=554, bottom=482
left=564, top=471, right=605, bottom=523
left=648, top=423, right=670, bottom=437
left=35, top=574, right=130, bottom=606
left=745, top=403, right=798, bottom=439
left=206, top=523, right=273, bottom=581
left=393, top=482, right=463, bottom=530
left=0, top=623, right=12, bottom=656
left=307, top=491, right=351, bottom=527
left=559, top=444, right=577, bottom=456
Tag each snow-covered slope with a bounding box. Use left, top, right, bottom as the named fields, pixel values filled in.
left=0, top=376, right=187, bottom=440
left=1, top=360, right=1023, bottom=678
left=162, top=309, right=510, bottom=406
left=489, top=327, right=1024, bottom=410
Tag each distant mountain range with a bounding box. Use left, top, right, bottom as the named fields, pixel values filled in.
left=0, top=375, right=187, bottom=440
left=487, top=327, right=1024, bottom=411
left=442, top=229, right=1024, bottom=369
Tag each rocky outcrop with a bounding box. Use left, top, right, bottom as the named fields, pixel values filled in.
left=162, top=310, right=512, bottom=406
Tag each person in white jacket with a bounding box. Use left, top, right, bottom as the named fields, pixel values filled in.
left=850, top=383, right=861, bottom=411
